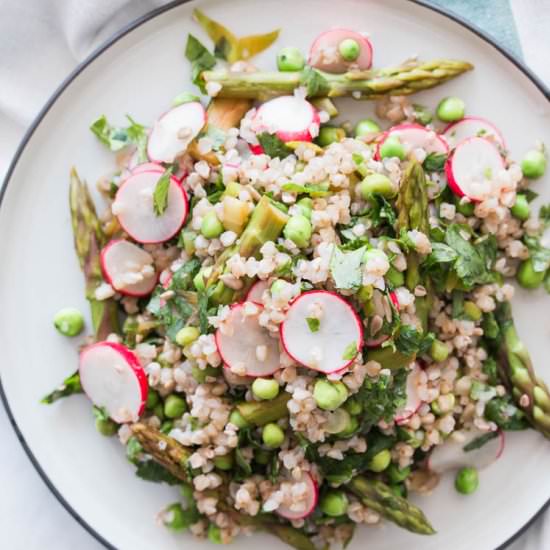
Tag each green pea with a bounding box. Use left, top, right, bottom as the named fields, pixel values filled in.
left=163, top=503, right=187, bottom=531
left=164, top=395, right=187, bottom=419
left=213, top=453, right=234, bottom=471
left=463, top=300, right=482, bottom=322
left=262, top=423, right=285, bottom=448
left=368, top=449, right=391, bottom=472
left=193, top=266, right=212, bottom=291
left=201, top=211, right=224, bottom=239
left=344, top=396, right=363, bottom=416
left=337, top=415, right=359, bottom=438
left=283, top=215, right=312, bottom=248
left=521, top=149, right=547, bottom=179
left=175, top=326, right=200, bottom=347
left=295, top=197, right=313, bottom=219
left=379, top=136, right=405, bottom=160
left=455, top=466, right=479, bottom=495
left=208, top=523, right=223, bottom=544
left=172, top=92, right=200, bottom=107
left=511, top=194, right=530, bottom=221
left=436, top=97, right=465, bottom=122
left=146, top=390, right=160, bottom=410
left=181, top=231, right=196, bottom=255
left=455, top=200, right=475, bottom=217
left=277, top=47, right=306, bottom=72
left=191, top=365, right=219, bottom=383
left=517, top=258, right=546, bottom=289
left=313, top=379, right=349, bottom=411
left=320, top=491, right=349, bottom=517
left=387, top=464, right=411, bottom=484
left=359, top=173, right=396, bottom=199
left=317, top=126, right=346, bottom=147
left=252, top=378, right=280, bottom=400
left=338, top=38, right=360, bottom=61
left=354, top=119, right=381, bottom=138
left=153, top=403, right=165, bottom=421
left=386, top=266, right=405, bottom=288
left=53, top=307, right=84, bottom=337
left=254, top=448, right=272, bottom=465
left=229, top=409, right=250, bottom=429
left=430, top=400, right=442, bottom=416
left=95, top=417, right=117, bottom=437
left=430, top=339, right=450, bottom=363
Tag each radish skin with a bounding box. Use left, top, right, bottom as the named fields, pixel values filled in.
left=443, top=116, right=506, bottom=150
left=246, top=280, right=269, bottom=303
left=276, top=472, right=318, bottom=520
left=375, top=123, right=448, bottom=160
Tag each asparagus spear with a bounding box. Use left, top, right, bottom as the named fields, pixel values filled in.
left=201, top=59, right=473, bottom=101
left=348, top=476, right=435, bottom=535
left=41, top=371, right=82, bottom=404
left=237, top=392, right=291, bottom=426
left=366, top=346, right=414, bottom=371
left=495, top=301, right=550, bottom=438
left=70, top=168, right=120, bottom=339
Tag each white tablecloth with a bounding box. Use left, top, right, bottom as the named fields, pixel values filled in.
left=0, top=1, right=549, bottom=548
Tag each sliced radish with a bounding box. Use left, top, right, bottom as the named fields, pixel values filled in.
left=375, top=123, right=448, bottom=160
left=113, top=170, right=188, bottom=244
left=252, top=96, right=320, bottom=144
left=309, top=28, right=373, bottom=74
left=147, top=102, right=206, bottom=163
left=100, top=239, right=157, bottom=297
left=428, top=428, right=504, bottom=473
left=159, top=269, right=173, bottom=289
left=395, top=362, right=424, bottom=424
left=132, top=162, right=164, bottom=175
left=79, top=341, right=148, bottom=423
left=215, top=302, right=280, bottom=377
left=280, top=290, right=363, bottom=374
left=276, top=472, right=318, bottom=520
left=246, top=280, right=269, bottom=303
left=443, top=116, right=506, bottom=150
left=445, top=136, right=505, bottom=201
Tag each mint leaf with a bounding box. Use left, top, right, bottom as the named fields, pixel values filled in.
left=423, top=242, right=458, bottom=270
left=257, top=132, right=292, bottom=159
left=299, top=66, right=330, bottom=97
left=394, top=325, right=434, bottom=356
left=342, top=341, right=358, bottom=361
left=185, top=34, right=216, bottom=90
left=90, top=114, right=147, bottom=159
left=135, top=461, right=181, bottom=485
left=153, top=167, right=174, bottom=216
left=306, top=317, right=320, bottom=332
left=330, top=246, right=366, bottom=290
left=524, top=235, right=550, bottom=272
left=125, top=115, right=148, bottom=162
left=422, top=152, right=447, bottom=172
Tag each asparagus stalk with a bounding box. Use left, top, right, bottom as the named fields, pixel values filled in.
left=495, top=302, right=550, bottom=438
left=201, top=59, right=474, bottom=101
left=70, top=168, right=120, bottom=339
left=366, top=346, right=415, bottom=371
left=41, top=371, right=82, bottom=404
left=348, top=476, right=435, bottom=535
left=237, top=392, right=291, bottom=426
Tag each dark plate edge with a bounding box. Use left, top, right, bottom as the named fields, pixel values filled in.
left=0, top=1, right=548, bottom=549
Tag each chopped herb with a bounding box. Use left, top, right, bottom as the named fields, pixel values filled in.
left=126, top=436, right=143, bottom=464
left=463, top=431, right=498, bottom=452
left=147, top=287, right=195, bottom=342
left=92, top=406, right=110, bottom=422
left=135, top=460, right=181, bottom=485
left=306, top=317, right=320, bottom=332
left=451, top=290, right=464, bottom=319
left=523, top=189, right=539, bottom=203
left=281, top=182, right=330, bottom=197
left=485, top=396, right=529, bottom=430
left=235, top=447, right=253, bottom=478
left=365, top=194, right=397, bottom=230
left=540, top=204, right=550, bottom=226
left=524, top=235, right=550, bottom=272
left=394, top=325, right=434, bottom=356
left=153, top=167, right=174, bottom=217
left=171, top=258, right=202, bottom=291
left=41, top=371, right=82, bottom=404
left=198, top=290, right=210, bottom=334
left=299, top=66, right=330, bottom=97
left=90, top=115, right=148, bottom=161
left=257, top=132, right=292, bottom=159
left=422, top=153, right=447, bottom=172
left=330, top=245, right=366, bottom=291
left=469, top=380, right=497, bottom=402
left=482, top=312, right=500, bottom=339
left=482, top=357, right=499, bottom=385
left=342, top=341, right=358, bottom=361
left=185, top=34, right=216, bottom=90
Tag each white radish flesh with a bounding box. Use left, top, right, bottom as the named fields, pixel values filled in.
left=253, top=96, right=320, bottom=143
left=428, top=429, right=504, bottom=473
left=215, top=303, right=280, bottom=377
left=100, top=239, right=157, bottom=297
left=280, top=290, right=363, bottom=373
left=246, top=280, right=269, bottom=303
left=309, top=28, right=373, bottom=74
left=443, top=116, right=506, bottom=150
left=445, top=137, right=504, bottom=201
left=131, top=162, right=163, bottom=175
left=394, top=362, right=424, bottom=424
left=376, top=123, right=448, bottom=160
left=79, top=341, right=148, bottom=423
left=113, top=170, right=188, bottom=244
left=147, top=102, right=206, bottom=163
left=276, top=472, right=318, bottom=520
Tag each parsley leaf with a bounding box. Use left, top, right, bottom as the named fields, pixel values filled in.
left=524, top=235, right=550, bottom=272
left=185, top=34, right=216, bottom=90
left=299, top=66, right=330, bottom=97
left=365, top=194, right=397, bottom=229
left=330, top=246, right=366, bottom=290
left=394, top=325, right=434, bottom=356
left=422, top=152, right=447, bottom=172
left=306, top=317, right=320, bottom=332
left=135, top=461, right=181, bottom=485
left=90, top=115, right=148, bottom=161
left=485, top=396, right=529, bottom=431
left=342, top=342, right=358, bottom=361
left=423, top=242, right=457, bottom=270
left=147, top=285, right=195, bottom=342
left=257, top=132, right=292, bottom=159
left=153, top=167, right=174, bottom=217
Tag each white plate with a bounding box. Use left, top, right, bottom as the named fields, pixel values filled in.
left=1, top=1, right=549, bottom=549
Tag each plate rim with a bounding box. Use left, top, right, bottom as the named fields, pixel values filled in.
left=0, top=1, right=549, bottom=549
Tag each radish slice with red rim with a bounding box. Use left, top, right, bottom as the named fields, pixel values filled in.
left=100, top=239, right=157, bottom=297
left=215, top=302, right=281, bottom=377
left=375, top=123, right=448, bottom=160
left=252, top=96, right=320, bottom=144
left=246, top=280, right=269, bottom=303
left=309, top=28, right=373, bottom=74
left=428, top=428, right=504, bottom=473
left=280, top=290, right=363, bottom=373
left=443, top=116, right=506, bottom=150
left=113, top=170, right=188, bottom=244
left=395, top=362, right=424, bottom=424
left=131, top=162, right=187, bottom=184
left=79, top=341, right=148, bottom=423
left=276, top=472, right=318, bottom=520
left=147, top=101, right=206, bottom=163
left=445, top=136, right=505, bottom=201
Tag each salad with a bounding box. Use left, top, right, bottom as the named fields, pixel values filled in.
left=44, top=10, right=550, bottom=549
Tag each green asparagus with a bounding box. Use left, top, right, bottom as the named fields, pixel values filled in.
left=495, top=302, right=550, bottom=438
left=348, top=476, right=435, bottom=535
left=201, top=59, right=473, bottom=101
left=237, top=392, right=291, bottom=426
left=41, top=371, right=82, bottom=404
